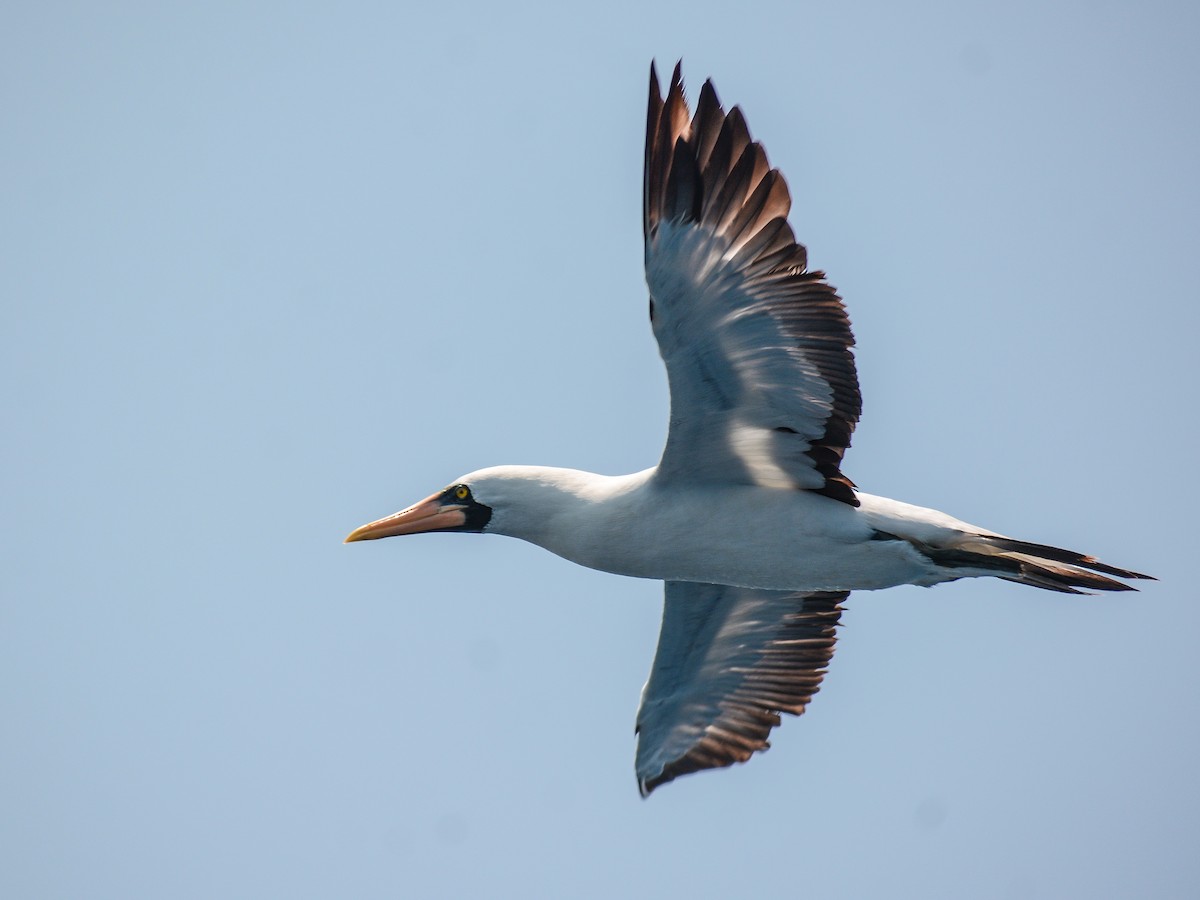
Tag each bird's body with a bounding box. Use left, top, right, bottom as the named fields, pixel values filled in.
left=347, top=63, right=1151, bottom=796
left=454, top=465, right=964, bottom=591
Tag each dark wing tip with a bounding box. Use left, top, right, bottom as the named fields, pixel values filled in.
left=639, top=726, right=776, bottom=797
left=644, top=59, right=694, bottom=243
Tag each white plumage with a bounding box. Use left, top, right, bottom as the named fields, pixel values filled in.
left=347, top=63, right=1151, bottom=796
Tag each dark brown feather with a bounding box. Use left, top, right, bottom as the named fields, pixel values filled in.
left=691, top=80, right=724, bottom=174
left=643, top=63, right=664, bottom=243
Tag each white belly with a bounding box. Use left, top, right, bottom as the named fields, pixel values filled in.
left=543, top=479, right=944, bottom=592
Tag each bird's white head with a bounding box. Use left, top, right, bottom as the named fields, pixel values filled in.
left=344, top=465, right=600, bottom=545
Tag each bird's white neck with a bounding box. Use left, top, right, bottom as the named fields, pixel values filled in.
left=462, top=465, right=654, bottom=555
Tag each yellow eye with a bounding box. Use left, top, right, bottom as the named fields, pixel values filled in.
left=454, top=485, right=470, bottom=501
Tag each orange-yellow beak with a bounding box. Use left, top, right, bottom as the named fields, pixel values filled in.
left=344, top=493, right=468, bottom=542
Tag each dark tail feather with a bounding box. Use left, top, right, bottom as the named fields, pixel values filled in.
left=921, top=536, right=1154, bottom=595
left=979, top=537, right=1154, bottom=581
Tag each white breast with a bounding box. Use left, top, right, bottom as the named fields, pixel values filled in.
left=501, top=469, right=942, bottom=592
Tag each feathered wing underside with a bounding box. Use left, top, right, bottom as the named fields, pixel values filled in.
left=635, top=582, right=846, bottom=796
left=644, top=62, right=862, bottom=505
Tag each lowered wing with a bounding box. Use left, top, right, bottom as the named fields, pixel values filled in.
left=635, top=581, right=846, bottom=796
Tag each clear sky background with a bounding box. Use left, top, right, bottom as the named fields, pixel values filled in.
left=3, top=2, right=1198, bottom=898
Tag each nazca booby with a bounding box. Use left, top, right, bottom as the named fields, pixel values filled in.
left=346, top=63, right=1152, bottom=796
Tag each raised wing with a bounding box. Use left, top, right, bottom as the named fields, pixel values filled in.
left=634, top=581, right=846, bottom=796
left=644, top=62, right=861, bottom=505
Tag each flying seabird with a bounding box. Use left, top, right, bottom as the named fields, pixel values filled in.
left=346, top=63, right=1152, bottom=796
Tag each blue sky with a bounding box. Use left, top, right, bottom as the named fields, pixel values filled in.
left=3, top=2, right=1198, bottom=897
